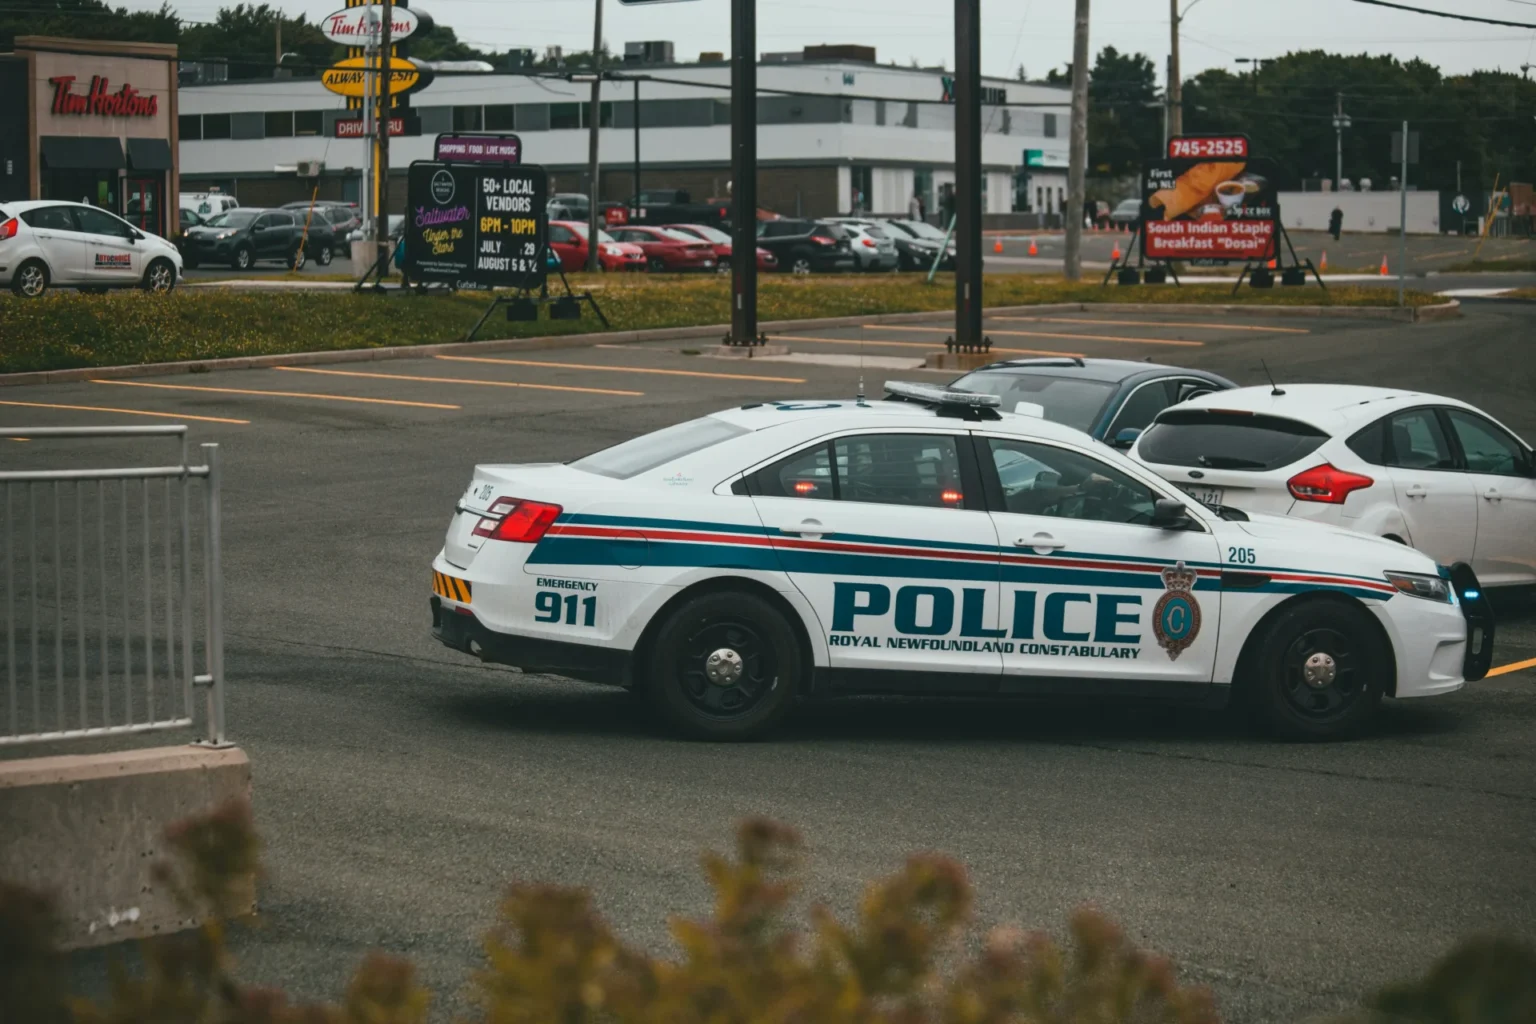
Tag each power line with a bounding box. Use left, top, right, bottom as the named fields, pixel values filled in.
left=1346, top=0, right=1536, bottom=28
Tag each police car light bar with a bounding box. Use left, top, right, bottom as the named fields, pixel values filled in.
left=883, top=381, right=1002, bottom=409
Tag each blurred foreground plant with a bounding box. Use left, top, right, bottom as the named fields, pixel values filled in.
left=2, top=803, right=1532, bottom=1024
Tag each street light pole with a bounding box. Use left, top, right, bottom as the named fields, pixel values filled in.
left=954, top=0, right=982, bottom=344
left=375, top=0, right=393, bottom=275
left=1332, top=93, right=1350, bottom=190
left=633, top=77, right=641, bottom=206
left=1063, top=0, right=1090, bottom=281
left=585, top=0, right=604, bottom=271
left=729, top=0, right=757, bottom=344
left=1168, top=0, right=1181, bottom=138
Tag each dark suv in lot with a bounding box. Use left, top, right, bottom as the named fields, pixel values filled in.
left=181, top=207, right=334, bottom=270
left=754, top=219, right=857, bottom=274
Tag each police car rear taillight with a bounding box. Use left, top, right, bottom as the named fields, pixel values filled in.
left=1287, top=463, right=1373, bottom=504
left=0, top=218, right=17, bottom=240
left=472, top=497, right=563, bottom=542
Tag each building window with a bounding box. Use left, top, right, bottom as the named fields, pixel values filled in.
left=903, top=102, right=918, bottom=128
left=295, top=110, right=322, bottom=136
left=231, top=111, right=264, bottom=140
left=550, top=103, right=581, bottom=129
left=1057, top=186, right=1065, bottom=213
left=875, top=99, right=886, bottom=126
left=485, top=104, right=516, bottom=130
left=517, top=104, right=550, bottom=131
left=264, top=111, right=293, bottom=137
left=202, top=113, right=231, bottom=140
left=453, top=105, right=482, bottom=131
left=1043, top=113, right=1058, bottom=138
left=178, top=114, right=201, bottom=141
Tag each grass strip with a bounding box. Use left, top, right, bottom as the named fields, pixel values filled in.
left=0, top=275, right=1441, bottom=375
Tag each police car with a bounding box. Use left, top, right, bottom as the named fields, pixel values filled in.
left=430, top=383, right=1493, bottom=741
left=1, top=200, right=182, bottom=297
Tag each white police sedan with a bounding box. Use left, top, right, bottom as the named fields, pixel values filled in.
left=430, top=383, right=1494, bottom=741
left=1, top=200, right=182, bottom=297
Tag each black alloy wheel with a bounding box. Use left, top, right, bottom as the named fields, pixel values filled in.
left=1247, top=599, right=1384, bottom=740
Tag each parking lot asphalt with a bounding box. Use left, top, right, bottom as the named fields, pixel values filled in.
left=4, top=303, right=1534, bottom=1022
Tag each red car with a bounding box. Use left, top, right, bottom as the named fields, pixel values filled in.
left=548, top=221, right=646, bottom=272
left=607, top=225, right=718, bottom=272
left=665, top=223, right=778, bottom=272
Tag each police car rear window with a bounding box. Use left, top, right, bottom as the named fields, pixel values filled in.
left=1138, top=410, right=1328, bottom=471
left=571, top=416, right=750, bottom=479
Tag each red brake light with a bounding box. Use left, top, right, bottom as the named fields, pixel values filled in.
left=0, top=218, right=17, bottom=240
left=472, top=496, right=563, bottom=542
left=860, top=238, right=876, bottom=247
left=1286, top=464, right=1374, bottom=504
left=811, top=234, right=836, bottom=246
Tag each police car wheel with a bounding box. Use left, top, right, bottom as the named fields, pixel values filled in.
left=646, top=591, right=801, bottom=740
left=12, top=259, right=48, bottom=298
left=1247, top=599, right=1384, bottom=741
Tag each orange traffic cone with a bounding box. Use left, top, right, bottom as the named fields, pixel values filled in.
left=1379, top=254, right=1389, bottom=276
left=1027, top=238, right=1039, bottom=256
left=1320, top=250, right=1328, bottom=272
left=1267, top=257, right=1276, bottom=269
left=993, top=238, right=1004, bottom=254
left=1112, top=241, right=1122, bottom=261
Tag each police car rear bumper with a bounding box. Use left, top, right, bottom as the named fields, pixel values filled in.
left=430, top=597, right=630, bottom=686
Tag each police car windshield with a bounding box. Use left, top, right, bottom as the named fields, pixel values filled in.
left=571, top=416, right=750, bottom=479
left=949, top=372, right=1116, bottom=433
left=203, top=210, right=258, bottom=228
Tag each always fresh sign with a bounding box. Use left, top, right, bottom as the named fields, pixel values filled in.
left=320, top=4, right=427, bottom=44
left=320, top=56, right=428, bottom=98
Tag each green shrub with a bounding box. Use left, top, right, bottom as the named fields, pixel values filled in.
left=2, top=801, right=1530, bottom=1023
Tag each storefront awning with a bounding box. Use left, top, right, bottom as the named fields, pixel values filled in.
left=126, top=137, right=173, bottom=171
left=39, top=135, right=126, bottom=170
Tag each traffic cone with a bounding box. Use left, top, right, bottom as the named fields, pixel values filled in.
left=1267, top=257, right=1276, bottom=270
left=1027, top=238, right=1039, bottom=256
left=993, top=238, right=1004, bottom=254
left=1112, top=241, right=1122, bottom=261
left=1320, top=250, right=1328, bottom=272
left=1379, top=254, right=1389, bottom=276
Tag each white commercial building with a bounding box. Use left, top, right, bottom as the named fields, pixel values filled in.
left=177, top=49, right=1072, bottom=223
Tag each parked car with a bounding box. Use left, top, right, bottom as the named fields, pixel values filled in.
left=950, top=357, right=1234, bottom=445
left=548, top=221, right=647, bottom=272
left=179, top=207, right=205, bottom=233
left=828, top=218, right=899, bottom=272
left=284, top=200, right=361, bottom=250
left=627, top=188, right=732, bottom=229
left=547, top=193, right=591, bottom=220
left=182, top=207, right=315, bottom=270
left=663, top=222, right=778, bottom=271
left=1129, top=384, right=1536, bottom=588
left=179, top=191, right=240, bottom=219
left=882, top=218, right=957, bottom=271
left=1109, top=198, right=1142, bottom=229
left=754, top=219, right=858, bottom=274
left=1, top=200, right=182, bottom=297
left=606, top=225, right=718, bottom=272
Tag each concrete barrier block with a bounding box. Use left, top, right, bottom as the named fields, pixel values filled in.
left=0, top=745, right=252, bottom=948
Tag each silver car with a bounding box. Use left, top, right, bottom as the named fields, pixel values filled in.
left=829, top=218, right=899, bottom=271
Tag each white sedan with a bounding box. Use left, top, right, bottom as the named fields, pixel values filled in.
left=1129, top=385, right=1536, bottom=589
left=429, top=383, right=1493, bottom=742
left=0, top=199, right=182, bottom=297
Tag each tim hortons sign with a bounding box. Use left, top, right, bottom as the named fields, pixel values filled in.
left=48, top=75, right=159, bottom=118
left=320, top=4, right=427, bottom=45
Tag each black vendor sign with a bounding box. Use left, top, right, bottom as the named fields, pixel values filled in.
left=404, top=160, right=548, bottom=289
left=1141, top=136, right=1279, bottom=263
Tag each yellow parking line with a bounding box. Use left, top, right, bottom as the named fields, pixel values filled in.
left=990, top=315, right=1308, bottom=335
left=434, top=354, right=806, bottom=384
left=1487, top=656, right=1536, bottom=678
left=773, top=334, right=1084, bottom=358
left=91, top=379, right=459, bottom=410
left=0, top=398, right=250, bottom=425
left=276, top=365, right=643, bottom=397
left=6, top=437, right=30, bottom=442
left=871, top=324, right=1203, bottom=348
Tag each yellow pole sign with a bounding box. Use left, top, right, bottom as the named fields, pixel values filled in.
left=321, top=55, right=423, bottom=98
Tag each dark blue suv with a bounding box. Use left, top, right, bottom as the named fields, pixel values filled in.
left=950, top=357, right=1236, bottom=449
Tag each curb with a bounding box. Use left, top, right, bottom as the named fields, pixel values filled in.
left=0, top=301, right=1456, bottom=387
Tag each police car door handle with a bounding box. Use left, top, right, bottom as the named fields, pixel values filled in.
left=784, top=519, right=825, bottom=538
left=1016, top=533, right=1066, bottom=552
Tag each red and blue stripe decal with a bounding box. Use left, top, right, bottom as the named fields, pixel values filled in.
left=529, top=514, right=1396, bottom=601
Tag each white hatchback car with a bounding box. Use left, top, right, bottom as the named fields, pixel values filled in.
left=1130, top=385, right=1536, bottom=588
left=0, top=200, right=183, bottom=297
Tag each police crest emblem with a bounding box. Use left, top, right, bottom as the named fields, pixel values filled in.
left=1152, top=561, right=1201, bottom=661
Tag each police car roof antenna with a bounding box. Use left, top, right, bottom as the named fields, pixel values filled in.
left=1261, top=359, right=1285, bottom=397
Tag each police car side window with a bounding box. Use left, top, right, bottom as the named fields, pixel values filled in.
left=755, top=442, right=836, bottom=500
left=987, top=438, right=1158, bottom=525
left=835, top=434, right=967, bottom=509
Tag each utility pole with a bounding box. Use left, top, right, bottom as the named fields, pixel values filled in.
left=729, top=0, right=757, bottom=344
left=954, top=0, right=982, bottom=344
left=375, top=0, right=393, bottom=274
left=361, top=6, right=375, bottom=237
left=633, top=77, right=641, bottom=206
left=1332, top=92, right=1350, bottom=190
left=585, top=0, right=604, bottom=271
left=1398, top=119, right=1407, bottom=308
left=1064, top=0, right=1090, bottom=281
left=1167, top=0, right=1182, bottom=137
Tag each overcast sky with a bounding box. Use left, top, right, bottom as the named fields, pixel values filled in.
left=154, top=0, right=1531, bottom=80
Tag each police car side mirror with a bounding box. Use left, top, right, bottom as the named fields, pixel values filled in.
left=1110, top=427, right=1142, bottom=450
left=1151, top=497, right=1193, bottom=530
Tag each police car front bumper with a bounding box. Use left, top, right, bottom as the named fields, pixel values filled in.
left=430, top=597, right=630, bottom=686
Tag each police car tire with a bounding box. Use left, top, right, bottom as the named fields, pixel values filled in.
left=1246, top=598, right=1385, bottom=741
left=645, top=591, right=802, bottom=740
